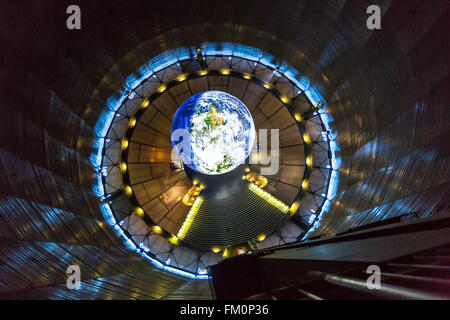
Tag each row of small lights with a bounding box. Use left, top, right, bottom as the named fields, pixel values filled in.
left=96, top=47, right=335, bottom=278
left=177, top=197, right=203, bottom=240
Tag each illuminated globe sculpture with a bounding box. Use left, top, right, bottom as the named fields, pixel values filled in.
left=171, top=91, right=255, bottom=175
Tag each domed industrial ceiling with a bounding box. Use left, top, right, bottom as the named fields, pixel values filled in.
left=93, top=42, right=340, bottom=278
left=2, top=0, right=448, bottom=301
left=171, top=90, right=255, bottom=175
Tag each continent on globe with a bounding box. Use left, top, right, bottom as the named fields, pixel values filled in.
left=171, top=91, right=255, bottom=175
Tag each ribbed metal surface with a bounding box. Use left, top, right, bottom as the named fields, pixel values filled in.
left=0, top=0, right=448, bottom=299
left=183, top=188, right=291, bottom=248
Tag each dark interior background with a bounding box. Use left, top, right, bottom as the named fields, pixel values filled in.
left=0, top=0, right=448, bottom=299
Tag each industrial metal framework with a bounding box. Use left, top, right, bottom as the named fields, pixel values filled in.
left=94, top=44, right=339, bottom=277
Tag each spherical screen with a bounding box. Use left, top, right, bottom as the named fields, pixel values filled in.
left=171, top=91, right=255, bottom=175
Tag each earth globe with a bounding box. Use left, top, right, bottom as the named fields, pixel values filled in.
left=171, top=90, right=256, bottom=175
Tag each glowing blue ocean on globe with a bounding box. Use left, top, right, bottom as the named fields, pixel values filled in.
left=171, top=91, right=255, bottom=175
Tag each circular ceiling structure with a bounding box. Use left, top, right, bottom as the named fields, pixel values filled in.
left=171, top=90, right=255, bottom=175
left=93, top=42, right=340, bottom=278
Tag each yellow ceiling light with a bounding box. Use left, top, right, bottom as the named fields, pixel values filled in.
left=294, top=112, right=302, bottom=122
left=220, top=69, right=230, bottom=75
left=152, top=225, right=162, bottom=234
left=245, top=172, right=257, bottom=182
left=121, top=138, right=129, bottom=150
left=303, top=133, right=311, bottom=144
left=245, top=171, right=268, bottom=188
left=302, top=180, right=309, bottom=190
left=141, top=99, right=150, bottom=108
left=128, top=117, right=136, bottom=128
left=157, top=84, right=167, bottom=93
left=242, top=73, right=252, bottom=80
left=257, top=234, right=266, bottom=242
left=198, top=70, right=208, bottom=76
left=256, top=176, right=268, bottom=188
left=263, top=83, right=272, bottom=89
left=280, top=96, right=290, bottom=104
left=182, top=185, right=202, bottom=206
left=124, top=185, right=133, bottom=196
left=176, top=74, right=187, bottom=82
left=120, top=162, right=127, bottom=173
left=135, top=207, right=144, bottom=217
left=306, top=155, right=313, bottom=167
left=212, top=247, right=221, bottom=253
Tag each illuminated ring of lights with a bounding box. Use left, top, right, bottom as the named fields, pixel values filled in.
left=93, top=44, right=340, bottom=278
left=119, top=69, right=315, bottom=249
